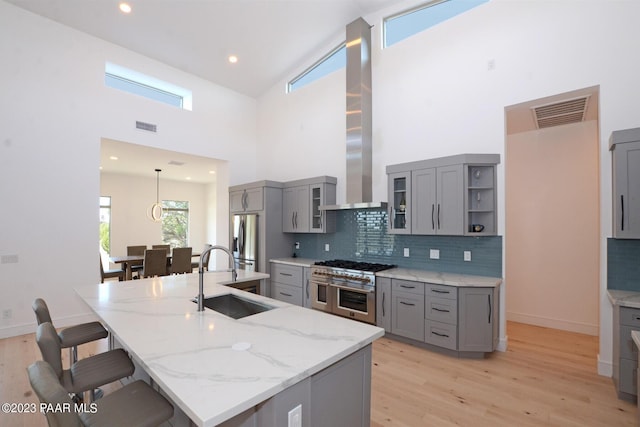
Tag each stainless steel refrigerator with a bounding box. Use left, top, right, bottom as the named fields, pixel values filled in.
left=231, top=214, right=258, bottom=272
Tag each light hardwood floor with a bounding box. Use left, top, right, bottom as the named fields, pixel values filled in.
left=0, top=321, right=635, bottom=427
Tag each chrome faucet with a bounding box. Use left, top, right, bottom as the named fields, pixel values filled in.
left=198, top=245, right=237, bottom=311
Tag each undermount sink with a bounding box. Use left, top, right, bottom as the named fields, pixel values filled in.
left=193, top=293, right=274, bottom=319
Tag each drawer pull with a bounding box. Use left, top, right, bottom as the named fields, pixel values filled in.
left=400, top=301, right=415, bottom=306
left=280, top=292, right=292, bottom=297
left=400, top=285, right=416, bottom=289
left=433, top=307, right=450, bottom=313
left=279, top=272, right=293, bottom=277
left=634, top=315, right=640, bottom=321
left=432, top=289, right=450, bottom=294
left=432, top=331, right=449, bottom=338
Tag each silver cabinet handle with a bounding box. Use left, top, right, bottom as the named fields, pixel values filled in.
left=382, top=292, right=386, bottom=317
left=400, top=301, right=415, bottom=306
left=279, top=272, right=293, bottom=277
left=488, top=294, right=492, bottom=323
left=433, top=307, right=450, bottom=313
left=280, top=292, right=292, bottom=297
left=400, top=285, right=415, bottom=289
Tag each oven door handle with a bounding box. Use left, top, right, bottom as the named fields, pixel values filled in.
left=328, top=283, right=375, bottom=294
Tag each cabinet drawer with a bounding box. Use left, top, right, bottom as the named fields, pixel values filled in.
left=392, top=279, right=424, bottom=296
left=621, top=325, right=640, bottom=361
left=425, top=296, right=457, bottom=324
left=271, top=263, right=303, bottom=287
left=425, top=320, right=457, bottom=351
left=272, top=283, right=303, bottom=306
left=425, top=283, right=457, bottom=301
left=391, top=291, right=425, bottom=341
left=620, top=307, right=640, bottom=327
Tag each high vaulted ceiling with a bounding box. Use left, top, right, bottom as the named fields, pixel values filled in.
left=6, top=0, right=408, bottom=98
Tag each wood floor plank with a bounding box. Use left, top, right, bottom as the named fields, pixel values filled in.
left=1, top=321, right=636, bottom=426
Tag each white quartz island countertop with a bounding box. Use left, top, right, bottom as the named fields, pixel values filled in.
left=75, top=271, right=384, bottom=427
left=377, top=267, right=502, bottom=287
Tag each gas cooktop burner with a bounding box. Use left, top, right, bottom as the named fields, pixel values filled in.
left=314, top=259, right=396, bottom=273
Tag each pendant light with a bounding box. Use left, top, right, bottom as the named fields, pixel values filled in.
left=147, top=168, right=163, bottom=222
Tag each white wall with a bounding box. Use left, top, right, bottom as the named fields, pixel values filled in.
left=0, top=1, right=258, bottom=337
left=256, top=0, right=640, bottom=375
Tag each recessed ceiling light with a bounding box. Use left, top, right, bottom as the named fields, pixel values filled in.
left=228, top=55, right=238, bottom=64
left=109, top=156, right=118, bottom=160
left=209, top=170, right=216, bottom=174
left=119, top=2, right=132, bottom=14
left=185, top=177, right=192, bottom=180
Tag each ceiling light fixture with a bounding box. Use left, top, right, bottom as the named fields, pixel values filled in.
left=109, top=156, right=118, bottom=160
left=228, top=55, right=238, bottom=64
left=147, top=168, right=163, bottom=222
left=119, top=2, right=132, bottom=14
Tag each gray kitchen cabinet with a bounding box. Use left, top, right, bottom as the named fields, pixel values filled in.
left=458, top=287, right=499, bottom=353
left=230, top=186, right=264, bottom=213
left=376, top=277, right=392, bottom=332
left=270, top=262, right=304, bottom=306
left=283, top=176, right=337, bottom=233
left=283, top=185, right=310, bottom=232
left=387, top=154, right=499, bottom=236
left=610, top=128, right=640, bottom=239
left=613, top=305, right=640, bottom=401
left=391, top=280, right=425, bottom=341
left=424, top=283, right=458, bottom=350
left=387, top=171, right=411, bottom=234
left=303, top=267, right=311, bottom=308
left=411, top=165, right=463, bottom=235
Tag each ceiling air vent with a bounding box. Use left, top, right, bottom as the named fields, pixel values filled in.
left=531, top=96, right=590, bottom=129
left=135, top=121, right=157, bottom=133
left=168, top=160, right=185, bottom=166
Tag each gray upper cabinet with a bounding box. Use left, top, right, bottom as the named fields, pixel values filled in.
left=283, top=176, right=337, bottom=233
left=458, top=287, right=499, bottom=352
left=387, top=171, right=411, bottom=234
left=610, top=128, right=640, bottom=239
left=387, top=154, right=499, bottom=236
left=230, top=186, right=264, bottom=213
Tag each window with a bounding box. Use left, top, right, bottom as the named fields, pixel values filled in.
left=287, top=44, right=346, bottom=93
left=99, top=196, right=112, bottom=255
left=105, top=62, right=193, bottom=110
left=383, top=0, right=489, bottom=48
left=162, top=200, right=189, bottom=248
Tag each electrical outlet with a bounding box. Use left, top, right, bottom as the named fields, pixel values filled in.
left=429, top=249, right=440, bottom=260
left=464, top=251, right=472, bottom=262
left=324, top=243, right=330, bottom=252
left=403, top=248, right=410, bottom=257
left=288, top=404, right=302, bottom=427
left=2, top=309, right=12, bottom=320
left=295, top=242, right=300, bottom=249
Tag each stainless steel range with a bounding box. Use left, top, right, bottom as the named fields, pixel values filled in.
left=310, top=259, right=395, bottom=324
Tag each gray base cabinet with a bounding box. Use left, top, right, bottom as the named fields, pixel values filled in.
left=218, top=345, right=372, bottom=427
left=377, top=277, right=499, bottom=356
left=458, top=287, right=499, bottom=352
left=270, top=262, right=304, bottom=306
left=613, top=305, right=640, bottom=401
left=610, top=128, right=640, bottom=239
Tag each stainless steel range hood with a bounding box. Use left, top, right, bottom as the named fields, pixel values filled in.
left=320, top=18, right=387, bottom=211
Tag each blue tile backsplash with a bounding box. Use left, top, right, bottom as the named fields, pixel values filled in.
left=608, top=238, right=640, bottom=291
left=292, top=209, right=502, bottom=277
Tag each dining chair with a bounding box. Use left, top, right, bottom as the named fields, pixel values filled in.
left=35, top=322, right=134, bottom=402
left=171, top=247, right=193, bottom=274
left=152, top=244, right=171, bottom=274
left=32, top=298, right=108, bottom=365
left=191, top=243, right=213, bottom=272
left=127, top=245, right=147, bottom=278
left=100, top=255, right=124, bottom=283
left=142, top=249, right=169, bottom=278
left=27, top=360, right=174, bottom=427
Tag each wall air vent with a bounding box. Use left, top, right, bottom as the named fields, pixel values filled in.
left=135, top=121, right=157, bottom=132
left=531, top=96, right=590, bottom=129
left=168, top=160, right=185, bottom=166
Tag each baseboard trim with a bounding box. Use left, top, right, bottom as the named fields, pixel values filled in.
left=497, top=335, right=508, bottom=352
left=507, top=311, right=599, bottom=336
left=598, top=354, right=613, bottom=377
left=0, top=312, right=101, bottom=340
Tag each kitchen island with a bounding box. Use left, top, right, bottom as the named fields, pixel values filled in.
left=75, top=270, right=383, bottom=427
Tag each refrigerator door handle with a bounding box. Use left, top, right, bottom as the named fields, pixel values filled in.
left=239, top=218, right=245, bottom=255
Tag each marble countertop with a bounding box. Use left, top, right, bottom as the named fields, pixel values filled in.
left=75, top=271, right=383, bottom=427
left=376, top=267, right=502, bottom=287
left=269, top=257, right=318, bottom=267
left=607, top=289, right=640, bottom=309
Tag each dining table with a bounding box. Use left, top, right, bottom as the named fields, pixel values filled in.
left=110, top=252, right=201, bottom=280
